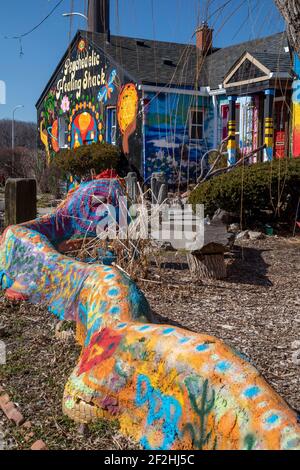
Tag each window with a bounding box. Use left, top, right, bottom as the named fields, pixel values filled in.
left=58, top=117, right=69, bottom=149
left=106, top=107, right=117, bottom=145
left=189, top=109, right=204, bottom=140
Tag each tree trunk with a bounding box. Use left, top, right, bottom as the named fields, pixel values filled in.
left=274, top=0, right=300, bottom=55
left=187, top=252, right=227, bottom=280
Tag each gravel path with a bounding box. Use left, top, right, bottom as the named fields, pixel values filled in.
left=140, top=236, right=300, bottom=411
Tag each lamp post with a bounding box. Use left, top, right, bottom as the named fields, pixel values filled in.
left=62, top=12, right=88, bottom=21
left=12, top=104, right=24, bottom=169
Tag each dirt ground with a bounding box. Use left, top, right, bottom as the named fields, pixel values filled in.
left=0, top=236, right=299, bottom=449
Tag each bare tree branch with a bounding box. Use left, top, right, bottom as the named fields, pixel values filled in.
left=274, top=0, right=300, bottom=55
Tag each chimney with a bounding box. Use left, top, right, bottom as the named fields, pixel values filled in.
left=88, top=0, right=110, bottom=39
left=196, top=22, right=213, bottom=56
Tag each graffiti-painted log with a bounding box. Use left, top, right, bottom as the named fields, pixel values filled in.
left=5, top=178, right=37, bottom=227
left=0, top=178, right=300, bottom=450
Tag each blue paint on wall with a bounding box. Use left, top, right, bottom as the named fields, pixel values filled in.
left=143, top=92, right=213, bottom=184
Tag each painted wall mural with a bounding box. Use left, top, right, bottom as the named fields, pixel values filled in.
left=143, top=92, right=213, bottom=185
left=292, top=54, right=300, bottom=158
left=37, top=34, right=142, bottom=169
left=1, top=178, right=300, bottom=450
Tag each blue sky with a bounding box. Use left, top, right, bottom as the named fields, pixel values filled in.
left=0, top=0, right=284, bottom=122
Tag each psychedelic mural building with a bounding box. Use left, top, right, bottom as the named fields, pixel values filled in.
left=37, top=21, right=299, bottom=185
left=36, top=33, right=141, bottom=172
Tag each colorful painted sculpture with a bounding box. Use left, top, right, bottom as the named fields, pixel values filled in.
left=0, top=178, right=299, bottom=450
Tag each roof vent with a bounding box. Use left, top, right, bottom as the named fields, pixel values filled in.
left=163, top=58, right=175, bottom=67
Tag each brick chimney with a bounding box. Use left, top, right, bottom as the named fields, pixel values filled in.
left=196, top=21, right=213, bottom=56
left=88, top=0, right=110, bottom=38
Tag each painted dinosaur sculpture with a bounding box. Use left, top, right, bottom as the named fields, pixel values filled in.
left=0, top=178, right=299, bottom=450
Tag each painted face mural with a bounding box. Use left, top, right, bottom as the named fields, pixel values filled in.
left=117, top=84, right=139, bottom=154
left=71, top=112, right=98, bottom=148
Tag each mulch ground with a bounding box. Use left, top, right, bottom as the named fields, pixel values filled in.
left=0, top=235, right=299, bottom=449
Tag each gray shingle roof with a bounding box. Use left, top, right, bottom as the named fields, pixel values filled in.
left=37, top=30, right=293, bottom=107
left=85, top=30, right=292, bottom=90
left=84, top=30, right=200, bottom=88
left=201, top=32, right=292, bottom=89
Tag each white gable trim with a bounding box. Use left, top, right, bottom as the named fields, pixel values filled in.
left=223, top=52, right=271, bottom=89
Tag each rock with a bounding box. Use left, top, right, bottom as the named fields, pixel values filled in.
left=22, top=421, right=32, bottom=430
left=228, top=223, right=240, bottom=233
left=0, top=396, right=25, bottom=426
left=31, top=440, right=47, bottom=451
left=236, top=230, right=249, bottom=240
left=77, top=423, right=89, bottom=438
left=248, top=231, right=265, bottom=240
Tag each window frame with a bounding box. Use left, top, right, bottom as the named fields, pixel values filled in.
left=58, top=116, right=69, bottom=149
left=189, top=108, right=204, bottom=141
left=106, top=106, right=117, bottom=145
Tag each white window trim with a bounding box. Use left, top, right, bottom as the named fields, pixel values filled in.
left=58, top=116, right=69, bottom=149
left=106, top=106, right=117, bottom=146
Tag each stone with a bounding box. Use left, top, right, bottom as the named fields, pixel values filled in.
left=228, top=223, right=240, bottom=233
left=2, top=403, right=24, bottom=426
left=0, top=393, right=10, bottom=405
left=236, top=230, right=249, bottom=240
left=248, top=231, right=265, bottom=240
left=22, top=421, right=32, bottom=429
left=31, top=440, right=47, bottom=451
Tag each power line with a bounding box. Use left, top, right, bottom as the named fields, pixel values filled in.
left=4, top=0, right=65, bottom=40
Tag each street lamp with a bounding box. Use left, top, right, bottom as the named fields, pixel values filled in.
left=12, top=104, right=24, bottom=169
left=12, top=105, right=24, bottom=150
left=62, top=12, right=88, bottom=21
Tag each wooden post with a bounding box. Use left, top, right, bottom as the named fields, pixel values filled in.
left=187, top=222, right=230, bottom=280
left=5, top=178, right=37, bottom=226
left=187, top=243, right=227, bottom=280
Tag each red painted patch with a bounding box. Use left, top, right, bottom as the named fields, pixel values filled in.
left=5, top=288, right=29, bottom=302
left=77, top=328, right=123, bottom=375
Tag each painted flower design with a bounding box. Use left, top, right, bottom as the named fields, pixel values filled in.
left=61, top=95, right=70, bottom=113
